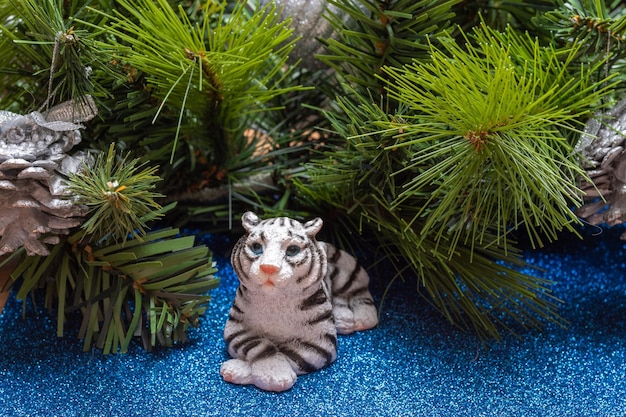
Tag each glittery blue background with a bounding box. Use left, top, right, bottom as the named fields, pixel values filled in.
left=1, top=227, right=626, bottom=416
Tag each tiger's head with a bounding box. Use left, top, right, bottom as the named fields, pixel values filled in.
left=232, top=212, right=327, bottom=293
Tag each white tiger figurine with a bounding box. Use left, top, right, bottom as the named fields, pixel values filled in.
left=220, top=212, right=378, bottom=392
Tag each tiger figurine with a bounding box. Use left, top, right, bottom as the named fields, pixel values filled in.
left=220, top=211, right=378, bottom=392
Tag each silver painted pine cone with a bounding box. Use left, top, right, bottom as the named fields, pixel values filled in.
left=576, top=98, right=626, bottom=237
left=0, top=96, right=97, bottom=255
left=260, top=0, right=352, bottom=71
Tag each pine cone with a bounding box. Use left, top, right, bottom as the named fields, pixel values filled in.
left=576, top=98, right=626, bottom=237
left=0, top=96, right=97, bottom=255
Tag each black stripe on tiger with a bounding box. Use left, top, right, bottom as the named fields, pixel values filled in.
left=231, top=334, right=262, bottom=353
left=280, top=346, right=318, bottom=374
left=308, top=310, right=333, bottom=326
left=235, top=285, right=249, bottom=302
left=354, top=298, right=375, bottom=306
left=233, top=245, right=255, bottom=284
left=239, top=247, right=257, bottom=265
left=324, top=332, right=338, bottom=349
left=296, top=254, right=315, bottom=284
left=241, top=339, right=264, bottom=356
left=341, top=285, right=371, bottom=300
left=231, top=301, right=244, bottom=315
left=289, top=252, right=310, bottom=268
left=298, top=340, right=334, bottom=365
left=251, top=343, right=279, bottom=361
left=296, top=244, right=324, bottom=284
left=290, top=231, right=307, bottom=244
left=227, top=313, right=243, bottom=324
left=328, top=266, right=340, bottom=284
left=327, top=246, right=341, bottom=264
left=333, top=264, right=362, bottom=296
left=227, top=303, right=245, bottom=323
left=300, top=287, right=328, bottom=310
left=224, top=329, right=247, bottom=344
left=259, top=231, right=271, bottom=244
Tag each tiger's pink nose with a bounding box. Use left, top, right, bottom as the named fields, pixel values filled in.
left=260, top=264, right=279, bottom=275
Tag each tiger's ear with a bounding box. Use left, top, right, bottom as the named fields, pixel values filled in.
left=303, top=217, right=323, bottom=238
left=242, top=211, right=260, bottom=232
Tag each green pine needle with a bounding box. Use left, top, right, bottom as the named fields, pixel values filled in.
left=68, top=143, right=164, bottom=243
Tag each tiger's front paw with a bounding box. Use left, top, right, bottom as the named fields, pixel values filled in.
left=251, top=355, right=297, bottom=392
left=220, top=358, right=253, bottom=386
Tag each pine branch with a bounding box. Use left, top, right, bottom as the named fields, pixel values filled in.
left=293, top=15, right=620, bottom=337
left=317, top=0, right=461, bottom=94
left=453, top=0, right=558, bottom=33
left=378, top=22, right=617, bottom=252
left=78, top=0, right=304, bottom=163
left=0, top=0, right=114, bottom=111
left=1, top=0, right=312, bottom=201
left=292, top=94, right=565, bottom=340
left=368, top=210, right=565, bottom=340
left=167, top=64, right=338, bottom=228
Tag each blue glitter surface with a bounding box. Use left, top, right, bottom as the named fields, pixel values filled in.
left=2, top=228, right=626, bottom=417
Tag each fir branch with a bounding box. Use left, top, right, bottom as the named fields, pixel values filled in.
left=540, top=0, right=626, bottom=45
left=9, top=228, right=218, bottom=353
left=453, top=0, right=558, bottom=33
left=73, top=228, right=218, bottom=353
left=537, top=0, right=626, bottom=86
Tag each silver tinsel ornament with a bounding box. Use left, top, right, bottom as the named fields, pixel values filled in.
left=576, top=98, right=626, bottom=237
left=0, top=96, right=97, bottom=256
left=261, top=0, right=351, bottom=71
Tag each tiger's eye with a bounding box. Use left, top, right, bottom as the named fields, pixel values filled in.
left=250, top=242, right=263, bottom=255
left=285, top=245, right=301, bottom=257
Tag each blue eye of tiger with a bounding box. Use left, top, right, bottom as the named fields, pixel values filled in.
left=285, top=245, right=301, bottom=257
left=249, top=242, right=263, bottom=255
